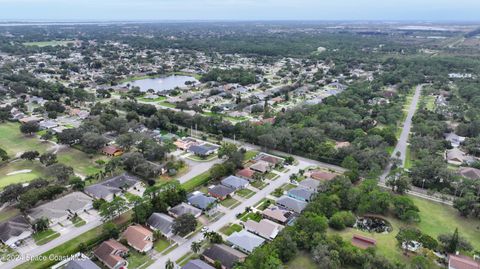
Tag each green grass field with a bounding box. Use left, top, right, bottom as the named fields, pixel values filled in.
left=286, top=252, right=317, bottom=269
left=154, top=237, right=171, bottom=252
left=0, top=122, right=51, bottom=155
left=127, top=251, right=154, bottom=269
left=220, top=197, right=240, bottom=208
left=243, top=150, right=258, bottom=161
left=181, top=171, right=211, bottom=192
left=220, top=223, right=243, bottom=236
left=32, top=229, right=60, bottom=246
left=236, top=188, right=255, bottom=198
left=23, top=40, right=75, bottom=47
left=56, top=148, right=107, bottom=176
left=0, top=160, right=47, bottom=189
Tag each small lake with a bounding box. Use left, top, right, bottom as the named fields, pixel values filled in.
left=121, top=75, right=198, bottom=92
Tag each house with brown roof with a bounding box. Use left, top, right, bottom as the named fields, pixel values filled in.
left=308, top=170, right=337, bottom=181
left=102, top=145, right=124, bottom=157
left=236, top=168, right=256, bottom=181
left=256, top=153, right=284, bottom=166
left=202, top=244, right=247, bottom=269
left=448, top=254, right=480, bottom=269
left=334, top=141, right=351, bottom=149
left=93, top=239, right=129, bottom=269
left=262, top=206, right=294, bottom=225
left=446, top=148, right=477, bottom=166
left=458, top=167, right=480, bottom=180
left=123, top=225, right=153, bottom=252
left=249, top=160, right=272, bottom=174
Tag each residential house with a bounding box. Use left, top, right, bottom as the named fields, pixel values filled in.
left=351, top=235, right=376, bottom=249
left=262, top=206, right=294, bottom=225
left=299, top=178, right=321, bottom=191
left=458, top=167, right=480, bottom=180
left=84, top=173, right=142, bottom=202
left=202, top=244, right=247, bottom=269
left=147, top=213, right=174, bottom=238
left=52, top=253, right=100, bottom=269
left=26, top=192, right=93, bottom=226
left=102, top=145, right=124, bottom=157
left=93, top=239, right=129, bottom=269
left=0, top=215, right=33, bottom=248
left=235, top=168, right=256, bottom=181
left=19, top=115, right=42, bottom=124
left=445, top=133, right=466, bottom=148
left=226, top=230, right=265, bottom=254
left=334, top=141, right=351, bottom=149
left=123, top=225, right=153, bottom=252
left=39, top=120, right=58, bottom=130
left=188, top=144, right=219, bottom=157
left=448, top=254, right=480, bottom=269
left=287, top=186, right=315, bottom=202
left=256, top=153, right=284, bottom=166
left=208, top=185, right=234, bottom=201
left=244, top=219, right=283, bottom=240
left=188, top=192, right=217, bottom=211
left=221, top=175, right=249, bottom=190
left=446, top=148, right=477, bottom=166
left=276, top=195, right=307, bottom=214
left=168, top=202, right=202, bottom=218
left=249, top=160, right=272, bottom=174
left=174, top=138, right=199, bottom=151
left=308, top=170, right=337, bottom=181
left=182, top=259, right=215, bottom=269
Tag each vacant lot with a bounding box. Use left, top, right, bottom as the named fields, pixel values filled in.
left=0, top=122, right=50, bottom=156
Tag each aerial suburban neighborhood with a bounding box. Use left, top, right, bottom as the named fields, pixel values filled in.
left=0, top=1, right=480, bottom=269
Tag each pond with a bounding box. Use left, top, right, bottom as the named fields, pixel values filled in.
left=121, top=75, right=198, bottom=92
left=354, top=216, right=392, bottom=233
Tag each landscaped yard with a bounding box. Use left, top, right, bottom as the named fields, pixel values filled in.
left=158, top=101, right=176, bottom=108
left=0, top=122, right=51, bottom=155
left=220, top=197, right=240, bottom=208
left=32, top=229, right=60, bottom=246
left=240, top=212, right=262, bottom=222
left=138, top=96, right=166, bottom=102
left=254, top=198, right=274, bottom=210
left=243, top=150, right=258, bottom=161
left=219, top=223, right=243, bottom=236
left=265, top=172, right=279, bottom=180
left=187, top=154, right=217, bottom=162
left=154, top=237, right=171, bottom=253
left=181, top=171, right=211, bottom=192
left=127, top=250, right=154, bottom=269
left=71, top=216, right=86, bottom=227
left=236, top=188, right=255, bottom=198
left=0, top=159, right=47, bottom=189
left=251, top=180, right=268, bottom=190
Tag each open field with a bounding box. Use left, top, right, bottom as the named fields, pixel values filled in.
left=331, top=195, right=480, bottom=264
left=0, top=122, right=50, bottom=156
left=23, top=40, right=75, bottom=47
left=286, top=252, right=317, bottom=269
left=56, top=147, right=107, bottom=176
left=0, top=159, right=47, bottom=189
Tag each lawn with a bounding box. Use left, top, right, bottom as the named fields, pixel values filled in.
left=404, top=146, right=413, bottom=169
left=187, top=154, right=217, bottom=162
left=127, top=251, right=154, bottom=269
left=220, top=197, right=240, bottom=208
left=0, top=159, right=47, bottom=189
left=0, top=122, right=51, bottom=155
left=286, top=252, right=317, bottom=269
left=220, top=223, right=243, bottom=236
left=254, top=198, right=274, bottom=210
left=243, top=150, right=258, bottom=161
left=32, top=229, right=60, bottom=246
left=154, top=237, right=171, bottom=253
left=266, top=172, right=279, bottom=180
left=251, top=180, right=268, bottom=190
left=158, top=101, right=176, bottom=108
left=236, top=188, right=255, bottom=198
left=138, top=96, right=166, bottom=102
left=240, top=212, right=262, bottom=222
left=181, top=171, right=211, bottom=192
left=23, top=40, right=74, bottom=47
left=56, top=148, right=107, bottom=176
left=71, top=216, right=86, bottom=227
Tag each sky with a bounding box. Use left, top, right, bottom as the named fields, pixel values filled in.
left=0, top=0, right=480, bottom=22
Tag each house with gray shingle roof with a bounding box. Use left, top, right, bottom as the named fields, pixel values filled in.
left=276, top=195, right=307, bottom=214
left=147, top=213, right=174, bottom=238
left=84, top=173, right=142, bottom=202
left=221, top=175, right=249, bottom=190
left=168, top=202, right=202, bottom=218
left=287, top=186, right=315, bottom=202
left=226, top=230, right=265, bottom=254
left=0, top=215, right=32, bottom=248
left=188, top=192, right=217, bottom=211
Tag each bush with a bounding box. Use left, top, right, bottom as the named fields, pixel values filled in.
left=329, top=211, right=356, bottom=230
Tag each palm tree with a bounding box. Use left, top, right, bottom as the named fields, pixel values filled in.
left=165, top=259, right=175, bottom=269
left=191, top=241, right=202, bottom=253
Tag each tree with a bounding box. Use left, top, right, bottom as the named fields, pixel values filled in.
left=386, top=171, right=411, bottom=194
left=133, top=200, right=153, bottom=224
left=0, top=147, right=9, bottom=161
left=172, top=213, right=197, bottom=236
left=102, top=222, right=119, bottom=239
left=116, top=133, right=138, bottom=151
left=33, top=218, right=49, bottom=232
left=20, top=150, right=39, bottom=161
left=446, top=228, right=459, bottom=254
left=204, top=231, right=223, bottom=244
left=218, top=142, right=238, bottom=159
left=20, top=122, right=39, bottom=135
left=438, top=229, right=472, bottom=253
left=47, top=163, right=74, bottom=182
left=410, top=255, right=432, bottom=269
left=40, top=152, right=57, bottom=166
left=392, top=196, right=420, bottom=223
left=238, top=245, right=283, bottom=269
left=81, top=132, right=108, bottom=153
left=453, top=192, right=479, bottom=217
left=69, top=177, right=85, bottom=191
left=191, top=241, right=202, bottom=254
left=165, top=259, right=174, bottom=269
left=57, top=128, right=82, bottom=145
left=99, top=197, right=128, bottom=221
